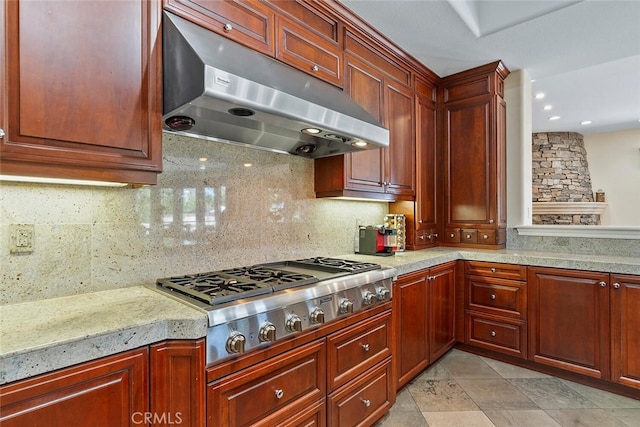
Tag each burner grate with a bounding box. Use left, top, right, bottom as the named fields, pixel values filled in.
left=297, top=257, right=381, bottom=273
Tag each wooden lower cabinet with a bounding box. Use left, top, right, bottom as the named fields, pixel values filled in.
left=328, top=358, right=393, bottom=427
left=610, top=274, right=640, bottom=389
left=150, top=339, right=206, bottom=426
left=207, top=340, right=325, bottom=427
left=0, top=348, right=149, bottom=427
left=528, top=267, right=610, bottom=379
left=395, top=262, right=456, bottom=389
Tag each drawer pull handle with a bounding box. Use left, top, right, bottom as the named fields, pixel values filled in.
left=275, top=389, right=284, bottom=399
left=223, top=23, right=233, bottom=32
left=613, top=282, right=621, bottom=289
left=312, top=65, right=319, bottom=72
left=490, top=294, right=496, bottom=300
left=490, top=268, right=497, bottom=273
left=362, top=399, right=371, bottom=407
left=450, top=233, right=455, bottom=238
left=599, top=281, right=607, bottom=288
left=466, top=234, right=471, bottom=239
left=483, top=234, right=489, bottom=240
left=490, top=331, right=496, bottom=337
left=362, top=343, right=370, bottom=351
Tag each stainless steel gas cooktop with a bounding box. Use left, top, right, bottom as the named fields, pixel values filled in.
left=156, top=257, right=396, bottom=365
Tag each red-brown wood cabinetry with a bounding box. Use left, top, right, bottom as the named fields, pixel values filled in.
left=314, top=29, right=415, bottom=201
left=611, top=274, right=640, bottom=390
left=0, top=348, right=149, bottom=427
left=528, top=267, right=610, bottom=379
left=394, top=262, right=456, bottom=389
left=1, top=0, right=162, bottom=185
left=440, top=61, right=509, bottom=248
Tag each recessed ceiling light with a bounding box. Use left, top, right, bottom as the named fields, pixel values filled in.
left=535, top=92, right=545, bottom=99
left=243, top=163, right=253, bottom=168
left=543, top=105, right=553, bottom=111
left=580, top=120, right=592, bottom=125
left=353, top=141, right=368, bottom=147
left=199, top=157, right=207, bottom=162
left=549, top=116, right=561, bottom=121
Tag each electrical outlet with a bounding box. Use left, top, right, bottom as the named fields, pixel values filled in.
left=10, top=224, right=34, bottom=254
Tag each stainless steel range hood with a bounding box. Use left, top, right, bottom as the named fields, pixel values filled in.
left=162, top=12, right=389, bottom=158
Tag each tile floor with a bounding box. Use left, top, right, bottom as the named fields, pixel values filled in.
left=376, top=349, right=640, bottom=427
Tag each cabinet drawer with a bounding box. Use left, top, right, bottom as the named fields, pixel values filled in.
left=467, top=277, right=526, bottom=319
left=165, top=0, right=275, bottom=55
left=461, top=229, right=478, bottom=243
left=466, top=312, right=526, bottom=358
left=280, top=399, right=326, bottom=427
left=207, top=340, right=325, bottom=427
left=275, top=14, right=342, bottom=86
left=416, top=228, right=437, bottom=245
left=445, top=228, right=460, bottom=243
left=328, top=358, right=393, bottom=427
left=327, top=310, right=392, bottom=390
left=478, top=229, right=496, bottom=244
left=465, top=261, right=527, bottom=281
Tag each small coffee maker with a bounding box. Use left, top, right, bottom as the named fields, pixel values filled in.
left=357, top=226, right=397, bottom=256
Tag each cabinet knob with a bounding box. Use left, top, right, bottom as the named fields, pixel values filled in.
left=613, top=282, right=621, bottom=289
left=466, top=234, right=471, bottom=239
left=418, top=220, right=423, bottom=224
left=490, top=268, right=497, bottom=273
left=275, top=389, right=284, bottom=399
left=433, top=233, right=438, bottom=238
left=0, top=128, right=5, bottom=139
left=489, top=219, right=494, bottom=224
left=490, top=294, right=496, bottom=300
left=223, top=23, right=233, bottom=32
left=599, top=281, right=607, bottom=288
left=419, top=235, right=425, bottom=240
left=450, top=233, right=455, bottom=238
left=362, top=343, right=370, bottom=352
left=312, top=64, right=319, bottom=72
left=483, top=234, right=489, bottom=240
left=490, top=330, right=496, bottom=337
left=362, top=399, right=371, bottom=407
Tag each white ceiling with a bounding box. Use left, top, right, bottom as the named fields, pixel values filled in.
left=340, top=0, right=640, bottom=135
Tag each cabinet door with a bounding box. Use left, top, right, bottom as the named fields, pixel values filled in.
left=343, top=55, right=386, bottom=194
left=2, top=0, right=162, bottom=185
left=394, top=270, right=428, bottom=388
left=428, top=262, right=456, bottom=363
left=164, top=0, right=274, bottom=55
left=528, top=267, right=610, bottom=379
left=384, top=81, right=415, bottom=197
left=0, top=348, right=149, bottom=427
left=611, top=274, right=640, bottom=389
left=443, top=96, right=496, bottom=227
left=415, top=77, right=438, bottom=237
left=150, top=339, right=206, bottom=426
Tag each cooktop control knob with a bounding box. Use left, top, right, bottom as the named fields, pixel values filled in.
left=226, top=332, right=246, bottom=354
left=286, top=314, right=303, bottom=332
left=362, top=291, right=376, bottom=306
left=310, top=308, right=325, bottom=324
left=259, top=322, right=277, bottom=342
left=339, top=298, right=354, bottom=314
left=376, top=287, right=391, bottom=301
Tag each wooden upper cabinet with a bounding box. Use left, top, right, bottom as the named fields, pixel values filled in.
left=164, top=0, right=275, bottom=55
left=2, top=0, right=162, bottom=185
left=314, top=39, right=415, bottom=201
left=0, top=348, right=149, bottom=427
left=440, top=61, right=509, bottom=248
left=269, top=0, right=342, bottom=86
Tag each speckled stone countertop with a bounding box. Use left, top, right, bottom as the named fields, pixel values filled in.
left=343, top=248, right=640, bottom=277
left=1, top=248, right=638, bottom=386
left=0, top=286, right=208, bottom=385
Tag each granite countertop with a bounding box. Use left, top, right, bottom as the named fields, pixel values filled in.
left=1, top=248, right=638, bottom=386
left=0, top=286, right=208, bottom=385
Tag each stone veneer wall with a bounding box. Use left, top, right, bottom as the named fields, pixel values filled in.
left=532, top=132, right=599, bottom=225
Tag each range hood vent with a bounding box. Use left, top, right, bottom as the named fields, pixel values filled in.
left=162, top=12, right=390, bottom=158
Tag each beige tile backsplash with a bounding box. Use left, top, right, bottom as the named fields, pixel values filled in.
left=0, top=134, right=387, bottom=305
